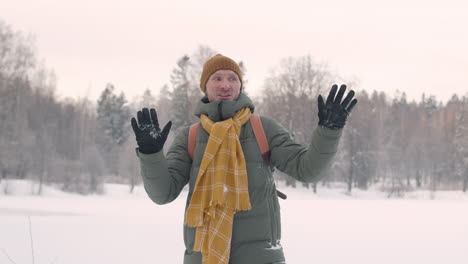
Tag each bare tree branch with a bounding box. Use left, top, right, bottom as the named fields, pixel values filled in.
left=0, top=248, right=17, bottom=264
left=28, top=216, right=35, bottom=264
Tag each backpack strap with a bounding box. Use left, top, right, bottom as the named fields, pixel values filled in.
left=250, top=114, right=270, bottom=165
left=187, top=115, right=285, bottom=199
left=187, top=114, right=270, bottom=164
left=250, top=115, right=285, bottom=199
left=188, top=123, right=199, bottom=161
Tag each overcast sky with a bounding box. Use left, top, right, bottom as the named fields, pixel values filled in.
left=2, top=0, right=467, bottom=103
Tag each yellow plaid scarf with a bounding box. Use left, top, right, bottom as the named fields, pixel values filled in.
left=185, top=107, right=252, bottom=264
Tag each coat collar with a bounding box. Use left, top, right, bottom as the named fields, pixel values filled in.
left=194, top=92, right=255, bottom=122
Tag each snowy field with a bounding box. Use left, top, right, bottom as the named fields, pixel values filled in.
left=1, top=180, right=467, bottom=264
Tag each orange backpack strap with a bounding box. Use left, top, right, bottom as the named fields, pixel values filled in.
left=187, top=116, right=283, bottom=198
left=251, top=115, right=284, bottom=199
left=250, top=114, right=270, bottom=165
left=188, top=123, right=199, bottom=161
left=187, top=115, right=270, bottom=165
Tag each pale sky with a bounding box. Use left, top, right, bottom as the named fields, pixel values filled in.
left=2, top=0, right=468, bottom=103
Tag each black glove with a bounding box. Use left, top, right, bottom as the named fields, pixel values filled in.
left=131, top=108, right=172, bottom=154
left=318, top=84, right=358, bottom=129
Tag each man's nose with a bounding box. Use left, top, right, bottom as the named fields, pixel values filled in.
left=220, top=79, right=230, bottom=89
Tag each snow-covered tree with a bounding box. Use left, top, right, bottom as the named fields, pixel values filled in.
left=259, top=55, right=331, bottom=145
left=170, top=55, right=192, bottom=130
left=454, top=96, right=468, bottom=192
left=95, top=84, right=131, bottom=180
left=257, top=55, right=333, bottom=189
left=0, top=20, right=37, bottom=79
left=96, top=83, right=131, bottom=146
left=137, top=88, right=157, bottom=110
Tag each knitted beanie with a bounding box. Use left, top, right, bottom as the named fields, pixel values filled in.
left=199, top=54, right=243, bottom=93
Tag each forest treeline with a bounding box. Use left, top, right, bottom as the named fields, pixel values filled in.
left=1, top=20, right=467, bottom=195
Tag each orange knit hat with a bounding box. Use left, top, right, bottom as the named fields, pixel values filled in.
left=199, top=54, right=243, bottom=93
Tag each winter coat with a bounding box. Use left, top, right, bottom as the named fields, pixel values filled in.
left=136, top=92, right=343, bottom=264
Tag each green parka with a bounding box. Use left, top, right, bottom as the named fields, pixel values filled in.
left=136, top=93, right=343, bottom=264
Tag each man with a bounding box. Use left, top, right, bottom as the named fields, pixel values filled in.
left=131, top=54, right=357, bottom=264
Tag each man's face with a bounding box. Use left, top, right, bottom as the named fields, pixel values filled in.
left=205, top=69, right=241, bottom=102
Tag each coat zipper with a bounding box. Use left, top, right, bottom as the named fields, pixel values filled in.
left=268, top=179, right=277, bottom=246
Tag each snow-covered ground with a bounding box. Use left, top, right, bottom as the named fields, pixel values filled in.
left=1, top=180, right=467, bottom=264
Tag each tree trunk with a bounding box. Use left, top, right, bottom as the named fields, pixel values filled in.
left=431, top=164, right=438, bottom=193
left=463, top=168, right=468, bottom=193
left=415, top=169, right=421, bottom=188
left=90, top=173, right=97, bottom=194
left=38, top=170, right=43, bottom=195
left=129, top=173, right=136, bottom=194
left=285, top=176, right=296, bottom=188
left=0, top=168, right=6, bottom=183
left=406, top=170, right=411, bottom=187
left=347, top=170, right=353, bottom=193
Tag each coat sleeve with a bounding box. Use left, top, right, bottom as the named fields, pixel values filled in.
left=261, top=116, right=343, bottom=183
left=136, top=127, right=191, bottom=205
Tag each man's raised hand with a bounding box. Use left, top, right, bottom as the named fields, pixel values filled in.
left=131, top=108, right=172, bottom=154
left=318, top=84, right=358, bottom=130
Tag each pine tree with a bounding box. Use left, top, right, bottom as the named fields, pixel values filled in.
left=170, top=55, right=191, bottom=130
left=454, top=96, right=468, bottom=192
left=96, top=83, right=131, bottom=146
left=138, top=88, right=157, bottom=109
left=238, top=61, right=248, bottom=90
left=187, top=46, right=217, bottom=123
